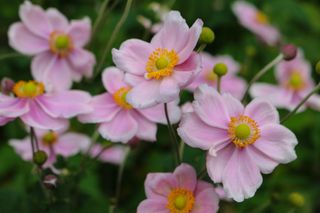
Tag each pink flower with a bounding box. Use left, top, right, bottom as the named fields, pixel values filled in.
left=0, top=80, right=92, bottom=130
left=177, top=85, right=298, bottom=202
left=9, top=124, right=90, bottom=167
left=79, top=67, right=181, bottom=143
left=8, top=1, right=96, bottom=92
left=186, top=53, right=247, bottom=99
left=232, top=1, right=280, bottom=46
left=112, top=11, right=203, bottom=108
left=250, top=52, right=320, bottom=111
left=137, top=163, right=219, bottom=213
left=89, top=144, right=127, bottom=165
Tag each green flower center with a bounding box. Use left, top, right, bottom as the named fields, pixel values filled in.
left=174, top=195, right=187, bottom=210
left=155, top=56, right=169, bottom=70
left=42, top=131, right=58, bottom=146
left=55, top=35, right=70, bottom=50
left=288, top=72, right=304, bottom=90
left=235, top=123, right=251, bottom=140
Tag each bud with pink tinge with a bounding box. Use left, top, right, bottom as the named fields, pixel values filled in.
left=1, top=78, right=15, bottom=95
left=281, top=44, right=297, bottom=61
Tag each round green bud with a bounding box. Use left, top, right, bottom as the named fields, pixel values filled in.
left=316, top=61, right=320, bottom=74
left=33, top=150, right=48, bottom=166
left=213, top=63, right=228, bottom=77
left=199, top=27, right=215, bottom=44
left=288, top=192, right=305, bottom=207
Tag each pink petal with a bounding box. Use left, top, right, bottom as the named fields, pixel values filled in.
left=173, top=163, right=197, bottom=191
left=222, top=148, right=263, bottom=202
left=244, top=98, right=279, bottom=127
left=221, top=77, right=247, bottom=100
left=46, top=8, right=68, bottom=31
left=0, top=97, right=29, bottom=117
left=36, top=90, right=92, bottom=118
left=21, top=100, right=68, bottom=130
left=124, top=73, right=145, bottom=86
left=126, top=80, right=160, bottom=108
left=177, top=112, right=229, bottom=150
left=78, top=93, right=120, bottom=123
left=306, top=94, right=320, bottom=111
left=98, top=110, right=138, bottom=143
left=253, top=123, right=297, bottom=165
left=9, top=138, right=33, bottom=161
left=131, top=111, right=157, bottom=141
left=221, top=93, right=244, bottom=118
left=102, top=67, right=128, bottom=94
left=90, top=144, right=126, bottom=165
left=193, top=84, right=230, bottom=129
left=55, top=132, right=90, bottom=157
left=112, top=39, right=153, bottom=75
left=31, top=51, right=57, bottom=85
left=159, top=78, right=179, bottom=103
left=137, top=198, right=168, bottom=213
left=0, top=117, right=14, bottom=126
left=8, top=23, right=49, bottom=55
left=19, top=1, right=52, bottom=38
left=68, top=48, right=96, bottom=78
left=193, top=181, right=219, bottom=213
left=145, top=173, right=178, bottom=198
left=67, top=17, right=91, bottom=47
left=247, top=145, right=279, bottom=174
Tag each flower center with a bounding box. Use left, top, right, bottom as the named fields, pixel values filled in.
left=228, top=115, right=260, bottom=148
left=206, top=70, right=217, bottom=83
left=113, top=87, right=132, bottom=109
left=287, top=71, right=305, bottom=91
left=166, top=188, right=195, bottom=213
left=255, top=11, right=269, bottom=24
left=49, top=31, right=73, bottom=57
left=42, top=131, right=58, bottom=146
left=145, top=48, right=179, bottom=80
left=13, top=81, right=45, bottom=98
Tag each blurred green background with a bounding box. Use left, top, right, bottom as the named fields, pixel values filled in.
left=1, top=0, right=320, bottom=212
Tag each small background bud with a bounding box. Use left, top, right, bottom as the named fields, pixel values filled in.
left=315, top=60, right=320, bottom=74
left=33, top=150, right=48, bottom=166
left=199, top=27, right=215, bottom=44
left=1, top=78, right=15, bottom=95
left=43, top=174, right=58, bottom=189
left=281, top=44, right=297, bottom=61
left=288, top=192, right=305, bottom=207
left=213, top=63, right=228, bottom=77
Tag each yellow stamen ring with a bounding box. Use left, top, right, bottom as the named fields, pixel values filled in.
left=42, top=131, right=58, bottom=146
left=113, top=87, right=132, bottom=110
left=286, top=71, right=306, bottom=91
left=255, top=11, right=269, bottom=24
left=166, top=188, right=195, bottom=213
left=49, top=31, right=73, bottom=58
left=13, top=81, right=45, bottom=98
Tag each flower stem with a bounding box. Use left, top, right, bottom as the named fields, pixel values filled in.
left=0, top=53, right=23, bottom=61
left=217, top=76, right=222, bottom=93
left=281, top=82, right=320, bottom=123
left=196, top=44, right=206, bottom=53
left=94, top=0, right=133, bottom=77
left=164, top=103, right=181, bottom=165
left=91, top=0, right=110, bottom=40
left=242, top=54, right=284, bottom=103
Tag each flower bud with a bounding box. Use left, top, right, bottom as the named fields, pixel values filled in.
left=43, top=174, right=58, bottom=189
left=315, top=60, right=320, bottom=74
left=33, top=150, right=48, bottom=166
left=1, top=78, right=15, bottom=95
left=199, top=27, right=215, bottom=44
left=213, top=63, right=228, bottom=77
left=281, top=44, right=297, bottom=61
left=288, top=192, right=305, bottom=207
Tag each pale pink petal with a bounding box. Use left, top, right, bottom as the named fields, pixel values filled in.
left=0, top=117, right=14, bottom=126
left=67, top=17, right=91, bottom=47
left=124, top=73, right=145, bottom=86
left=247, top=145, right=279, bottom=174
left=68, top=48, right=96, bottom=78
left=193, top=181, right=219, bottom=213
left=181, top=102, right=193, bottom=113
left=21, top=100, right=68, bottom=130
left=221, top=77, right=247, bottom=100
left=46, top=8, right=68, bottom=30
left=137, top=198, right=168, bottom=213
left=159, top=78, right=179, bottom=103
left=173, top=163, right=197, bottom=191
left=178, top=112, right=229, bottom=150
left=145, top=173, right=178, bottom=198
left=244, top=98, right=279, bottom=127
left=193, top=84, right=230, bottom=129
left=78, top=93, right=120, bottom=123
left=8, top=23, right=49, bottom=55
left=222, top=148, right=263, bottom=202
left=55, top=133, right=90, bottom=157
left=19, top=1, right=52, bottom=38
left=9, top=138, right=33, bottom=161
left=306, top=94, right=320, bottom=111
left=36, top=90, right=92, bottom=118
left=98, top=110, right=138, bottom=143
left=0, top=97, right=29, bottom=117
left=221, top=93, right=244, bottom=117
left=31, top=51, right=57, bottom=84
left=90, top=144, right=126, bottom=165
left=131, top=111, right=157, bottom=141
left=102, top=67, right=128, bottom=93
left=126, top=80, right=160, bottom=108
left=112, top=39, right=153, bottom=75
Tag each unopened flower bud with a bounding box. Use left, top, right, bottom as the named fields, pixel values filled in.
left=43, top=175, right=58, bottom=189
left=1, top=78, right=15, bottom=95
left=33, top=150, right=47, bottom=166
left=288, top=192, right=305, bottom=207
left=281, top=44, right=297, bottom=61
left=213, top=63, right=228, bottom=77
left=199, top=27, right=215, bottom=44
left=315, top=60, right=320, bottom=74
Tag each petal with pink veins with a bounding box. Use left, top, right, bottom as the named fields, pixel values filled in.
left=159, top=78, right=179, bottom=103
left=0, top=97, right=29, bottom=117
left=67, top=17, right=91, bottom=47
left=193, top=181, right=219, bottom=213
left=173, top=163, right=197, bottom=191
left=144, top=173, right=178, bottom=198
left=68, top=48, right=96, bottom=78
left=46, top=8, right=68, bottom=31
left=131, top=111, right=157, bottom=141
left=102, top=67, right=128, bottom=93
left=137, top=198, right=168, bottom=213
left=55, top=133, right=90, bottom=157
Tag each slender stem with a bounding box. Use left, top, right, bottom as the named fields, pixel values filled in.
left=164, top=103, right=181, bottom=165
left=197, top=166, right=207, bottom=179
left=30, top=127, right=40, bottom=152
left=179, top=140, right=185, bottom=162
left=0, top=53, right=23, bottom=61
left=281, top=83, right=320, bottom=123
left=30, top=127, right=36, bottom=156
left=217, top=76, right=221, bottom=93
left=242, top=54, right=284, bottom=102
left=196, top=44, right=206, bottom=53
left=94, top=0, right=133, bottom=77
left=91, top=0, right=110, bottom=40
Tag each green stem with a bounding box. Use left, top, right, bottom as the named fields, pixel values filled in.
left=196, top=44, right=206, bottom=53
left=164, top=103, right=181, bottom=165
left=94, top=0, right=133, bottom=77
left=179, top=140, right=185, bottom=162
left=281, top=82, right=320, bottom=123
left=242, top=54, right=283, bottom=103
left=91, top=0, right=110, bottom=43
left=0, top=53, right=23, bottom=61
left=197, top=166, right=207, bottom=179
left=217, top=76, right=221, bottom=93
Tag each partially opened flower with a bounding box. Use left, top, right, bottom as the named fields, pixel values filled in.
left=137, top=163, right=219, bottom=213
left=250, top=52, right=320, bottom=111
left=178, top=85, right=298, bottom=202
left=89, top=144, right=127, bottom=165
left=9, top=125, right=90, bottom=167
left=232, top=1, right=280, bottom=46
left=8, top=1, right=95, bottom=92
left=0, top=80, right=92, bottom=130
left=79, top=67, right=181, bottom=143
left=186, top=53, right=246, bottom=99
left=112, top=11, right=203, bottom=108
